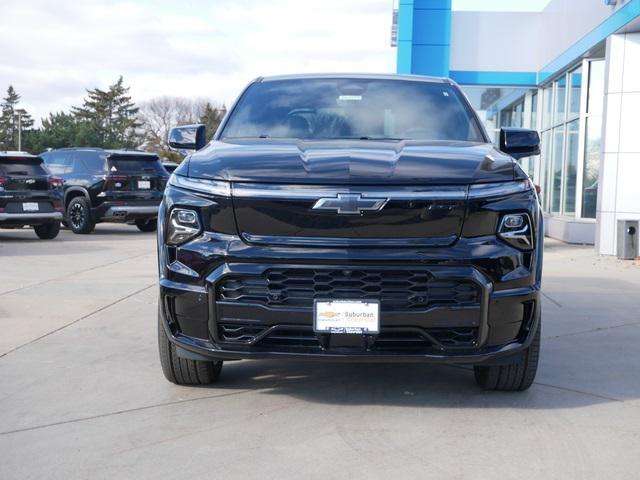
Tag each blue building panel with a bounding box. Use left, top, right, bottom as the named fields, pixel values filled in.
left=412, top=45, right=450, bottom=77
left=397, top=0, right=451, bottom=77
left=413, top=0, right=451, bottom=10
left=450, top=71, right=538, bottom=87
left=412, top=8, right=451, bottom=46
left=397, top=0, right=640, bottom=88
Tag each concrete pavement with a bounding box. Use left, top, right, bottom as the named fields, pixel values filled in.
left=1, top=225, right=639, bottom=479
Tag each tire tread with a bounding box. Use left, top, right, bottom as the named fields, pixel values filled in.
left=157, top=310, right=222, bottom=386
left=474, top=325, right=540, bottom=392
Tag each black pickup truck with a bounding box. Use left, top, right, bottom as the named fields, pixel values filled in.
left=156, top=74, right=543, bottom=391
left=0, top=151, right=63, bottom=239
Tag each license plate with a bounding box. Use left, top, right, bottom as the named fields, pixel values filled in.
left=138, top=180, right=151, bottom=189
left=314, top=300, right=380, bottom=334
left=22, top=202, right=39, bottom=212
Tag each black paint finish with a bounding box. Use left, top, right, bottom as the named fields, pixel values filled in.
left=157, top=75, right=542, bottom=364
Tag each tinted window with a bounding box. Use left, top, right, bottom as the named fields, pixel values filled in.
left=221, top=78, right=485, bottom=142
left=107, top=155, right=164, bottom=174
left=43, top=151, right=74, bottom=175
left=75, top=151, right=107, bottom=173
left=0, top=157, right=48, bottom=176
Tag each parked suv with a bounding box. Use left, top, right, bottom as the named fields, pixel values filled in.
left=0, top=151, right=63, bottom=239
left=157, top=74, right=543, bottom=391
left=41, top=148, right=167, bottom=234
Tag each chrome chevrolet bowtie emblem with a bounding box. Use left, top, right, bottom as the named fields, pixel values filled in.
left=312, top=193, right=388, bottom=215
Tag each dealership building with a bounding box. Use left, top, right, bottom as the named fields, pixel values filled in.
left=394, top=0, right=640, bottom=255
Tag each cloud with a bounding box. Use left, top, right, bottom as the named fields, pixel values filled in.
left=0, top=0, right=395, bottom=123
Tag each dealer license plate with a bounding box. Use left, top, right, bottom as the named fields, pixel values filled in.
left=314, top=300, right=380, bottom=334
left=138, top=180, right=151, bottom=189
left=22, top=202, right=39, bottom=212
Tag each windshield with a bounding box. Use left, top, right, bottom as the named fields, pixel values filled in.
left=221, top=78, right=486, bottom=142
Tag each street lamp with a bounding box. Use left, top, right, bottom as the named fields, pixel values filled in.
left=14, top=109, right=26, bottom=151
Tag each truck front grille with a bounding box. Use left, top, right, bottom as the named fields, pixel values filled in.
left=217, top=267, right=479, bottom=312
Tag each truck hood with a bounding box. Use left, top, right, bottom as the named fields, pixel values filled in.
left=184, top=139, right=517, bottom=185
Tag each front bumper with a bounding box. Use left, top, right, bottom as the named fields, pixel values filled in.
left=162, top=321, right=540, bottom=365
left=159, top=235, right=541, bottom=365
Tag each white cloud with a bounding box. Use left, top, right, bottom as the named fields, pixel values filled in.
left=0, top=0, right=396, bottom=123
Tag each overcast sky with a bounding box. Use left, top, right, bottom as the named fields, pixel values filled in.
left=0, top=0, right=551, bottom=123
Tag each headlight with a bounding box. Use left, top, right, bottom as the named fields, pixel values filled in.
left=167, top=207, right=202, bottom=245
left=168, top=174, right=230, bottom=196
left=468, top=180, right=532, bottom=199
left=498, top=213, right=533, bottom=250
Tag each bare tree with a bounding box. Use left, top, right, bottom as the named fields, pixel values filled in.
left=138, top=96, right=225, bottom=161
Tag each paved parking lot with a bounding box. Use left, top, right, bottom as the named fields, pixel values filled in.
left=1, top=225, right=640, bottom=479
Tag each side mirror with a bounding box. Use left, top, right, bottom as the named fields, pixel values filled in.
left=500, top=127, right=540, bottom=159
left=168, top=124, right=207, bottom=150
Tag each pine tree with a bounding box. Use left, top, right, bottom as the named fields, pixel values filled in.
left=72, top=76, right=141, bottom=148
left=24, top=111, right=79, bottom=152
left=199, top=103, right=227, bottom=141
left=0, top=86, right=34, bottom=150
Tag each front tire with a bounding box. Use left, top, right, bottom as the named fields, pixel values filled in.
left=135, top=218, right=157, bottom=232
left=34, top=221, right=61, bottom=239
left=474, top=324, right=540, bottom=391
left=158, top=309, right=223, bottom=385
left=67, top=197, right=95, bottom=234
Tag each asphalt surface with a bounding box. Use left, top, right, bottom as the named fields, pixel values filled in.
left=1, top=224, right=639, bottom=479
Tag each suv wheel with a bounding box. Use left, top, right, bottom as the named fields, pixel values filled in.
left=473, top=323, right=540, bottom=391
left=135, top=218, right=157, bottom=232
left=34, top=221, right=61, bottom=239
left=158, top=308, right=223, bottom=385
left=67, top=197, right=95, bottom=234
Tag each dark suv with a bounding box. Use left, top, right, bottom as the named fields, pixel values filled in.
left=0, top=151, right=63, bottom=239
left=157, top=74, right=543, bottom=391
left=41, top=148, right=167, bottom=234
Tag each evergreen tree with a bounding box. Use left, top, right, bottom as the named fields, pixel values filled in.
left=24, top=111, right=80, bottom=152
left=72, top=76, right=141, bottom=148
left=0, top=86, right=34, bottom=150
left=199, top=103, right=227, bottom=141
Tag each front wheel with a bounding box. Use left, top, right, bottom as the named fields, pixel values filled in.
left=473, top=324, right=540, bottom=391
left=158, top=308, right=223, bottom=385
left=34, top=221, right=61, bottom=239
left=135, top=218, right=157, bottom=232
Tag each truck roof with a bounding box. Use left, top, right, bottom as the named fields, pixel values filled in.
left=256, top=73, right=450, bottom=84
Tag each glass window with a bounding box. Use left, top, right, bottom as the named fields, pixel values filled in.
left=43, top=151, right=74, bottom=175
left=568, top=67, right=582, bottom=119
left=563, top=119, right=580, bottom=214
left=513, top=101, right=523, bottom=127
left=582, top=116, right=601, bottom=218
left=542, top=87, right=553, bottom=130
left=76, top=151, right=107, bottom=173
left=107, top=155, right=164, bottom=174
left=541, top=129, right=552, bottom=209
left=0, top=157, right=48, bottom=176
left=551, top=127, right=565, bottom=213
left=554, top=77, right=566, bottom=126
left=531, top=91, right=538, bottom=129
left=587, top=60, right=605, bottom=115
left=222, top=79, right=486, bottom=142
left=461, top=86, right=531, bottom=144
